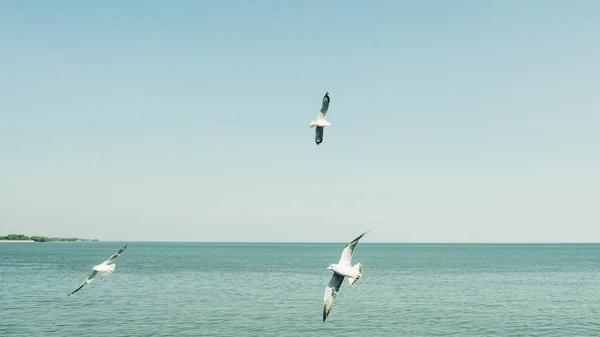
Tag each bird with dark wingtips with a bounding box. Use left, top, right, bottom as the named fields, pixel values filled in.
left=68, top=243, right=128, bottom=296
left=322, top=231, right=369, bottom=321
left=309, top=92, right=332, bottom=145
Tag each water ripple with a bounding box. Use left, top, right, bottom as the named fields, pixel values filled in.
left=1, top=242, right=600, bottom=336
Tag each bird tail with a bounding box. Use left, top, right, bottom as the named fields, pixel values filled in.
left=105, top=264, right=116, bottom=276
left=348, top=263, right=363, bottom=286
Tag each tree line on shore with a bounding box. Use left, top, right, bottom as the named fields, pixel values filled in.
left=0, top=234, right=98, bottom=242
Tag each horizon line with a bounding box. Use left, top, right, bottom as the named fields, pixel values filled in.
left=65, top=240, right=600, bottom=244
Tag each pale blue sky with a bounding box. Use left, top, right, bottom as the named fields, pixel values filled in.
left=1, top=0, right=599, bottom=242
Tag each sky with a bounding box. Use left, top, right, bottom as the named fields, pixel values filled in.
left=1, top=0, right=599, bottom=242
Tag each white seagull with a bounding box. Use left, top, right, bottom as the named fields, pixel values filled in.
left=68, top=243, right=127, bottom=296
left=309, top=92, right=332, bottom=145
left=323, top=231, right=369, bottom=321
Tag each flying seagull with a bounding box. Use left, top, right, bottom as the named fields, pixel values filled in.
left=309, top=92, right=331, bottom=145
left=323, top=230, right=369, bottom=321
left=68, top=243, right=127, bottom=296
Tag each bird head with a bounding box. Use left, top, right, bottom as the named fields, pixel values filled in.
left=327, top=264, right=335, bottom=270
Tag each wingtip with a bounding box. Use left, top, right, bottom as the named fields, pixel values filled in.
left=323, top=302, right=333, bottom=322
left=351, top=230, right=371, bottom=243
left=358, top=230, right=371, bottom=240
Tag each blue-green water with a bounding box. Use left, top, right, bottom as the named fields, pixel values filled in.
left=1, top=242, right=600, bottom=336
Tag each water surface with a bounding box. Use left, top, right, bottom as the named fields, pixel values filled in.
left=1, top=242, right=599, bottom=336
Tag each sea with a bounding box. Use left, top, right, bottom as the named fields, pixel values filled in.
left=1, top=242, right=599, bottom=336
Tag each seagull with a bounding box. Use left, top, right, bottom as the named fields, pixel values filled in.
left=323, top=231, right=369, bottom=321
left=309, top=92, right=332, bottom=145
left=68, top=243, right=127, bottom=296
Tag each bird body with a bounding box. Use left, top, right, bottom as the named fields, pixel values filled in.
left=92, top=262, right=116, bottom=276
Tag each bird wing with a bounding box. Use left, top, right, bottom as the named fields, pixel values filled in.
left=338, top=230, right=369, bottom=266
left=323, top=272, right=345, bottom=322
left=101, top=243, right=127, bottom=265
left=68, top=270, right=98, bottom=296
left=315, top=126, right=324, bottom=144
left=318, top=92, right=330, bottom=119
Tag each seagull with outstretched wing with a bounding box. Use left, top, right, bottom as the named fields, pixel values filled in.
left=309, top=92, right=332, bottom=145
left=323, top=231, right=369, bottom=321
left=68, top=243, right=127, bottom=296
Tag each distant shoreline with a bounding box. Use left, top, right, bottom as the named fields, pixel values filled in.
left=0, top=240, right=35, bottom=243
left=0, top=234, right=98, bottom=243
